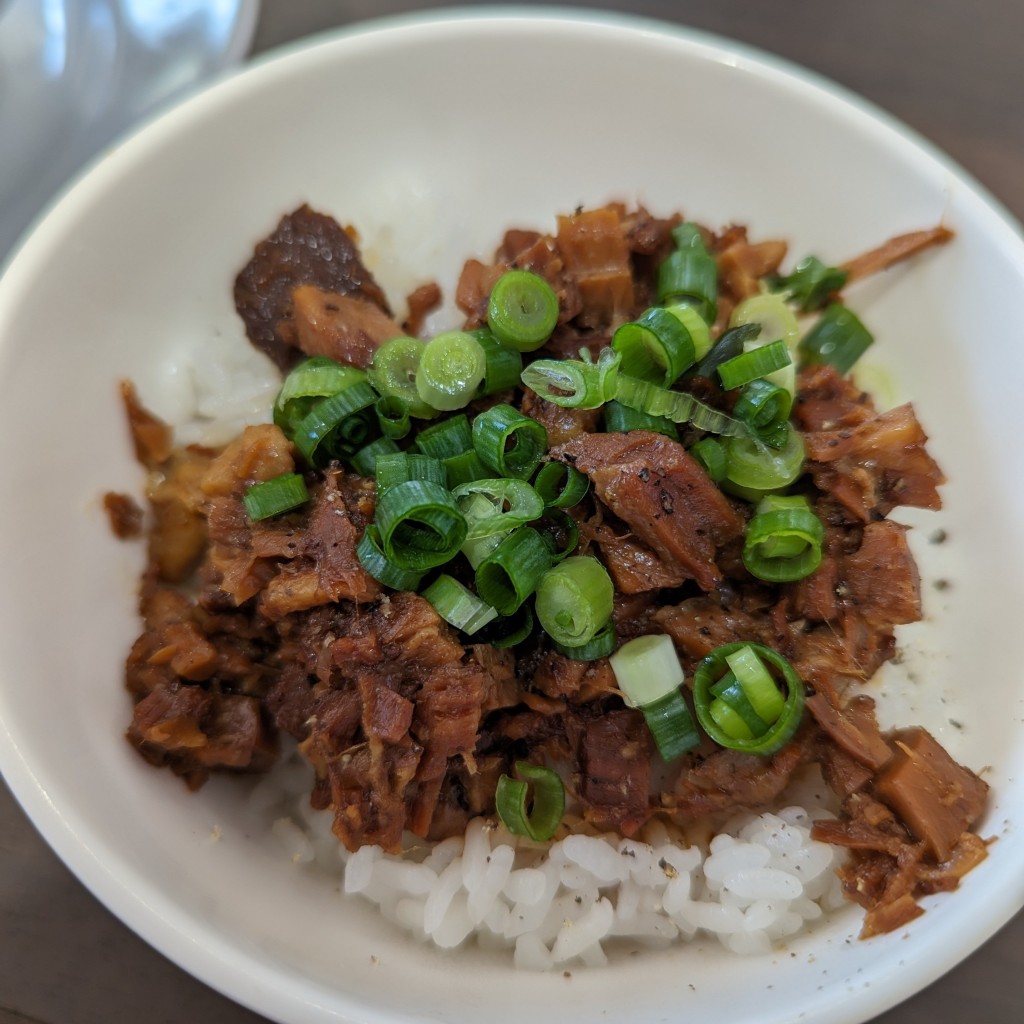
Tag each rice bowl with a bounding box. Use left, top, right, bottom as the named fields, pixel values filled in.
left=0, top=10, right=1022, bottom=1024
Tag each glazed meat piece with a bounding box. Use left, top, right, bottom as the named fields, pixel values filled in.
left=552, top=431, right=745, bottom=592
left=289, top=285, right=404, bottom=369
left=234, top=205, right=392, bottom=369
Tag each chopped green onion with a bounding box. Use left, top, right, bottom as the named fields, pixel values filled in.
left=532, top=507, right=580, bottom=563
left=495, top=761, right=565, bottom=841
left=534, top=554, right=614, bottom=649
left=443, top=450, right=492, bottom=488
left=242, top=473, right=310, bottom=521
left=717, top=339, right=792, bottom=391
left=609, top=634, right=699, bottom=760
left=367, top=336, right=435, bottom=419
left=477, top=603, right=535, bottom=648
left=553, top=620, right=617, bottom=661
left=374, top=451, right=447, bottom=495
left=692, top=641, right=806, bottom=755
left=350, top=436, right=401, bottom=478
left=613, top=374, right=748, bottom=436
left=452, top=478, right=545, bottom=539
left=602, top=399, right=679, bottom=440
left=413, top=414, right=473, bottom=460
left=274, top=357, right=367, bottom=433
left=519, top=347, right=621, bottom=410
left=709, top=671, right=770, bottom=737
left=421, top=574, right=499, bottom=634
left=689, top=437, right=727, bottom=482
left=742, top=494, right=825, bottom=582
left=532, top=460, right=591, bottom=508
left=356, top=525, right=426, bottom=591
left=689, top=323, right=761, bottom=380
left=374, top=395, right=411, bottom=440
left=730, top=293, right=801, bottom=395
left=375, top=479, right=468, bottom=571
left=733, top=378, right=793, bottom=449
left=722, top=426, right=805, bottom=494
left=415, top=330, right=487, bottom=412
left=725, top=645, right=786, bottom=722
left=470, top=327, right=525, bottom=395
left=657, top=222, right=718, bottom=324
left=475, top=527, right=552, bottom=615
left=771, top=255, right=849, bottom=312
left=487, top=270, right=560, bottom=352
left=612, top=306, right=697, bottom=386
left=291, top=381, right=378, bottom=467
left=472, top=403, right=549, bottom=480
left=798, top=303, right=874, bottom=375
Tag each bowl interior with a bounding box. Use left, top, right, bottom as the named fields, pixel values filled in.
left=0, top=11, right=1022, bottom=1024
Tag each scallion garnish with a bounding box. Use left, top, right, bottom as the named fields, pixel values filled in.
left=798, top=302, right=874, bottom=375
left=451, top=478, right=545, bottom=539
left=602, top=399, right=679, bottom=440
left=242, top=472, right=310, bottom=521
left=350, top=436, right=401, bottom=478
left=534, top=554, right=614, bottom=650
left=609, top=633, right=700, bottom=761
left=374, top=395, right=411, bottom=440
left=611, top=305, right=698, bottom=386
left=688, top=322, right=760, bottom=380
left=742, top=494, right=825, bottom=582
left=374, top=451, right=447, bottom=496
left=413, top=414, right=474, bottom=460
left=657, top=222, right=718, bottom=324
left=771, top=255, right=849, bottom=312
left=721, top=426, right=805, bottom=494
left=692, top=642, right=806, bottom=756
left=475, top=527, right=552, bottom=615
left=273, top=356, right=367, bottom=433
left=472, top=403, right=549, bottom=480
left=612, top=375, right=748, bottom=436
left=531, top=460, right=590, bottom=508
left=367, top=336, right=435, bottom=419
left=531, top=506, right=580, bottom=563
left=292, top=380, right=378, bottom=467
left=553, top=620, right=617, bottom=660
left=716, top=338, right=792, bottom=391
left=421, top=574, right=499, bottom=634
left=355, top=524, right=426, bottom=591
left=689, top=437, right=727, bottom=482
left=374, top=479, right=468, bottom=571
left=470, top=327, right=525, bottom=395
left=415, top=330, right=487, bottom=412
left=519, top=347, right=621, bottom=410
left=733, top=377, right=793, bottom=449
left=495, top=761, right=565, bottom=841
left=486, top=269, right=560, bottom=352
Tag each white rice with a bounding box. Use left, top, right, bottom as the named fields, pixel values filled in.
left=248, top=750, right=845, bottom=969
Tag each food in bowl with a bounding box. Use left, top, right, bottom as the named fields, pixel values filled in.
left=109, top=200, right=987, bottom=966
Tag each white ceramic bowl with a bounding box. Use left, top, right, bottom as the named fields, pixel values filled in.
left=1, top=10, right=1022, bottom=1024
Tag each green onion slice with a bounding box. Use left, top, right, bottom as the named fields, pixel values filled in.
left=730, top=292, right=801, bottom=395
left=273, top=356, right=367, bottom=433
left=374, top=451, right=447, bottom=496
left=613, top=374, right=748, bottom=436
left=350, top=436, right=401, bottom=478
left=487, top=270, right=560, bottom=352
left=612, top=306, right=696, bottom=386
left=657, top=222, right=718, bottom=324
left=414, top=414, right=473, bottom=460
left=771, top=255, right=849, bottom=312
left=534, top=554, right=614, bottom=649
left=689, top=323, right=761, bottom=380
left=722, top=426, right=805, bottom=494
left=374, top=395, right=411, bottom=440
left=532, top=506, right=580, bottom=563
left=356, top=525, right=426, bottom=591
left=532, top=461, right=590, bottom=508
left=742, top=494, right=825, bottom=582
left=472, top=403, right=549, bottom=480
left=689, top=437, right=727, bottom=482
left=519, top=347, right=621, bottom=410
left=443, top=450, right=492, bottom=489
left=421, top=574, right=499, bottom=634
left=292, top=381, right=378, bottom=467
left=475, top=527, right=552, bottom=615
left=798, top=303, right=874, bottom=375
left=602, top=399, right=679, bottom=440
left=609, top=634, right=699, bottom=760
left=375, top=479, right=468, bottom=571
left=242, top=473, right=310, bottom=521
left=452, top=478, right=545, bottom=539
left=709, top=671, right=770, bottom=737
left=552, top=620, right=617, bottom=661
left=692, top=642, right=806, bottom=756
left=367, top=336, right=436, bottom=419
left=477, top=603, right=535, bottom=649
left=495, top=761, right=565, bottom=841
left=415, top=330, right=487, bottom=412
left=717, top=338, right=792, bottom=391
left=470, top=328, right=525, bottom=395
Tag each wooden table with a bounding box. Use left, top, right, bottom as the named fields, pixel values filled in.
left=2, top=2, right=1022, bottom=1022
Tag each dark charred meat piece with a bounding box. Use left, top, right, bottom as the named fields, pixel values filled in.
left=103, top=491, right=144, bottom=539
left=806, top=694, right=892, bottom=771
left=234, top=205, right=392, bottom=369
left=840, top=520, right=922, bottom=626
left=552, top=431, right=745, bottom=592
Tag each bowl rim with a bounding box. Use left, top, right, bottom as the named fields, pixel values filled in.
left=1, top=7, right=1022, bottom=1024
